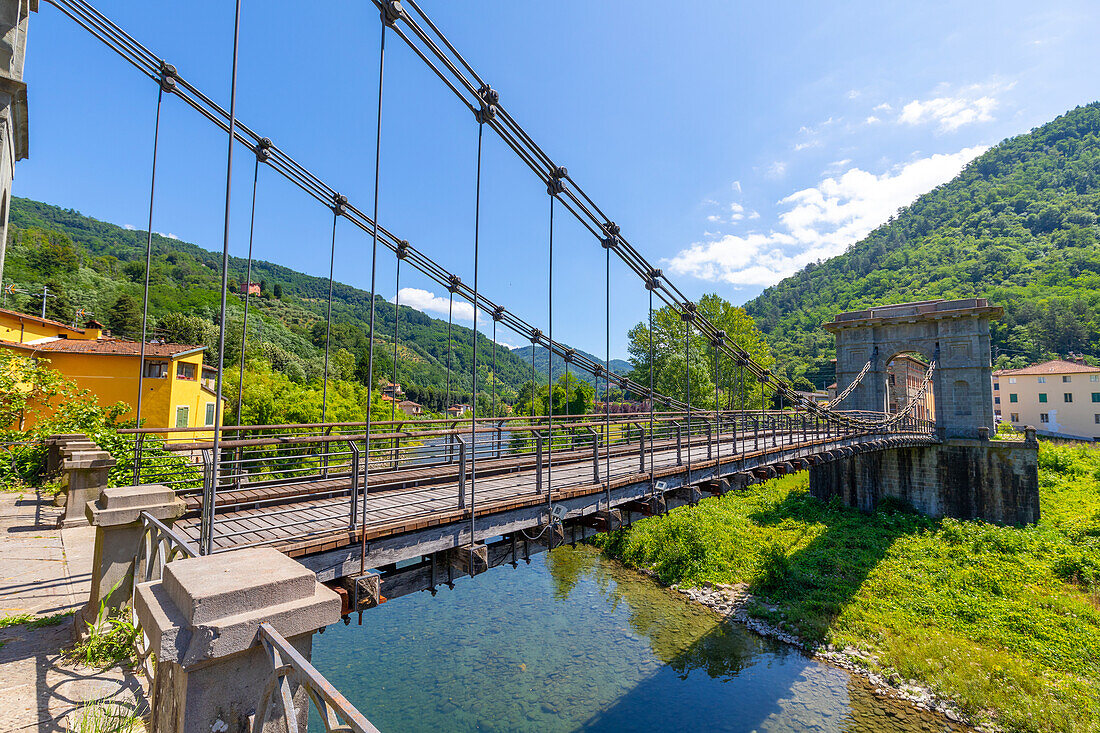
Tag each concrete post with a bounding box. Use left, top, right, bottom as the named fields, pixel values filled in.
left=79, top=484, right=185, bottom=630
left=135, top=547, right=341, bottom=732
left=59, top=447, right=116, bottom=527
left=45, top=433, right=86, bottom=477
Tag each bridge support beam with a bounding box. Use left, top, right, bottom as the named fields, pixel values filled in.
left=135, top=547, right=341, bottom=733
left=450, top=543, right=489, bottom=577
left=809, top=433, right=1040, bottom=524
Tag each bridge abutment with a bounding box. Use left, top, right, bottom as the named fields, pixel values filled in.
left=808, top=435, right=1039, bottom=525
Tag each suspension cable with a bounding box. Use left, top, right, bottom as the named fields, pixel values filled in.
left=359, top=0, right=905, bottom=427
left=135, top=74, right=166, bottom=469
left=470, top=120, right=484, bottom=544
left=446, top=286, right=454, bottom=411
left=361, top=12, right=390, bottom=576
left=204, top=0, right=242, bottom=557
left=603, top=233, right=611, bottom=513
left=547, top=191, right=553, bottom=497
left=390, top=240, right=404, bottom=426
left=45, top=0, right=702, bottom=416
left=236, top=143, right=267, bottom=424
left=646, top=273, right=656, bottom=491
left=321, top=202, right=341, bottom=424
left=684, top=307, right=692, bottom=488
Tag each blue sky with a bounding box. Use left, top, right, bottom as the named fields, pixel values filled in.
left=17, top=0, right=1100, bottom=359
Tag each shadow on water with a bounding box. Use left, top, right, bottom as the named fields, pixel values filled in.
left=312, top=542, right=962, bottom=733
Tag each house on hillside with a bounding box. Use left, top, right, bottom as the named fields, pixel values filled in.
left=243, top=282, right=261, bottom=296
left=994, top=356, right=1100, bottom=440
left=381, top=381, right=404, bottom=400
left=398, top=400, right=422, bottom=417
left=0, top=306, right=223, bottom=431
left=447, top=404, right=470, bottom=418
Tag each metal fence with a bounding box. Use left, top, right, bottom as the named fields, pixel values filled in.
left=120, top=410, right=934, bottom=554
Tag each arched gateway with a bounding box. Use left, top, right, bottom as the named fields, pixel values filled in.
left=813, top=298, right=1038, bottom=525
left=826, top=298, right=1002, bottom=438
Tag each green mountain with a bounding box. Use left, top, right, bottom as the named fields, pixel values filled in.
left=744, top=102, right=1100, bottom=389
left=510, top=344, right=631, bottom=388
left=2, top=197, right=588, bottom=409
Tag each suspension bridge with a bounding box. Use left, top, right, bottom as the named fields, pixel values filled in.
left=5, top=2, right=1039, bottom=731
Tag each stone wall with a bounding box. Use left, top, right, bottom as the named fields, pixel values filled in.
left=808, top=440, right=1040, bottom=525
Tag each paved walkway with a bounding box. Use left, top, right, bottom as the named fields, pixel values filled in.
left=0, top=491, right=145, bottom=732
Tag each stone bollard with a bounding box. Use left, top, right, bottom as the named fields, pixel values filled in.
left=135, top=547, right=341, bottom=733
left=79, top=484, right=186, bottom=631
left=59, top=448, right=116, bottom=528
left=978, top=426, right=990, bottom=442
left=1024, top=425, right=1038, bottom=447
left=46, top=433, right=87, bottom=478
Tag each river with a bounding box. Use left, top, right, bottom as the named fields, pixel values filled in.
left=312, top=545, right=965, bottom=732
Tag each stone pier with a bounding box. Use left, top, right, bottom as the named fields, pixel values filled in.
left=808, top=435, right=1040, bottom=525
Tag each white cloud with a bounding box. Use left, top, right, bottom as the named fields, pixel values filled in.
left=846, top=89, right=861, bottom=100
left=747, top=210, right=760, bottom=220
left=793, top=140, right=821, bottom=152
left=865, top=115, right=881, bottom=125
left=167, top=233, right=179, bottom=240
left=124, top=224, right=136, bottom=231
left=706, top=214, right=722, bottom=222
left=897, top=83, right=1010, bottom=132
left=701, top=198, right=720, bottom=206
left=393, top=287, right=477, bottom=324
left=729, top=202, right=744, bottom=214
left=391, top=287, right=526, bottom=346
left=731, top=181, right=742, bottom=193
left=873, top=102, right=893, bottom=113
left=765, top=161, right=787, bottom=179
left=665, top=146, right=987, bottom=287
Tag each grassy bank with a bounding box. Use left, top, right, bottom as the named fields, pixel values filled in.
left=592, top=442, right=1100, bottom=733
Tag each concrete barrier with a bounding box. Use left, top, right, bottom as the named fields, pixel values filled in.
left=135, top=547, right=341, bottom=732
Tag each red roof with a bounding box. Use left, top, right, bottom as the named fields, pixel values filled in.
left=994, top=359, right=1100, bottom=376
left=0, top=338, right=204, bottom=358
left=0, top=306, right=86, bottom=334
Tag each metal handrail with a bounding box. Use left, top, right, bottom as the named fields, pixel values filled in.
left=254, top=622, right=379, bottom=733
left=131, top=512, right=198, bottom=679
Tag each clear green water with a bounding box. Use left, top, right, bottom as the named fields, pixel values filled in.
left=312, top=545, right=964, bottom=732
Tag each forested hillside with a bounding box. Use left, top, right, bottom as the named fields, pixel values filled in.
left=1, top=197, right=546, bottom=407
left=745, top=102, right=1100, bottom=389
left=510, top=344, right=630, bottom=388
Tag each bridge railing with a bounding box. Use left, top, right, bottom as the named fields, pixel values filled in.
left=125, top=409, right=935, bottom=552
left=124, top=510, right=376, bottom=730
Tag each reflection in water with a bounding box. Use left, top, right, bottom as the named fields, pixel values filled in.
left=313, top=545, right=964, bottom=733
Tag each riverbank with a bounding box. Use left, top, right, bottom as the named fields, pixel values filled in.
left=591, top=441, right=1100, bottom=733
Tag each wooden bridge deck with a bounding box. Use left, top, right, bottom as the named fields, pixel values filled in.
left=172, top=430, right=934, bottom=587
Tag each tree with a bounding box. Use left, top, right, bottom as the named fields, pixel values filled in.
left=18, top=227, right=80, bottom=277
left=106, top=292, right=143, bottom=338
left=273, top=282, right=283, bottom=299
left=626, top=293, right=773, bottom=410
left=158, top=312, right=218, bottom=351
left=43, top=280, right=74, bottom=325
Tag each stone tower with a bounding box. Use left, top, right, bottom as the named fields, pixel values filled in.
left=825, top=298, right=1002, bottom=439
left=0, top=0, right=34, bottom=282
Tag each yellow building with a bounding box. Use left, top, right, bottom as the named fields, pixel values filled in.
left=993, top=357, right=1100, bottom=440
left=0, top=307, right=222, bottom=430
